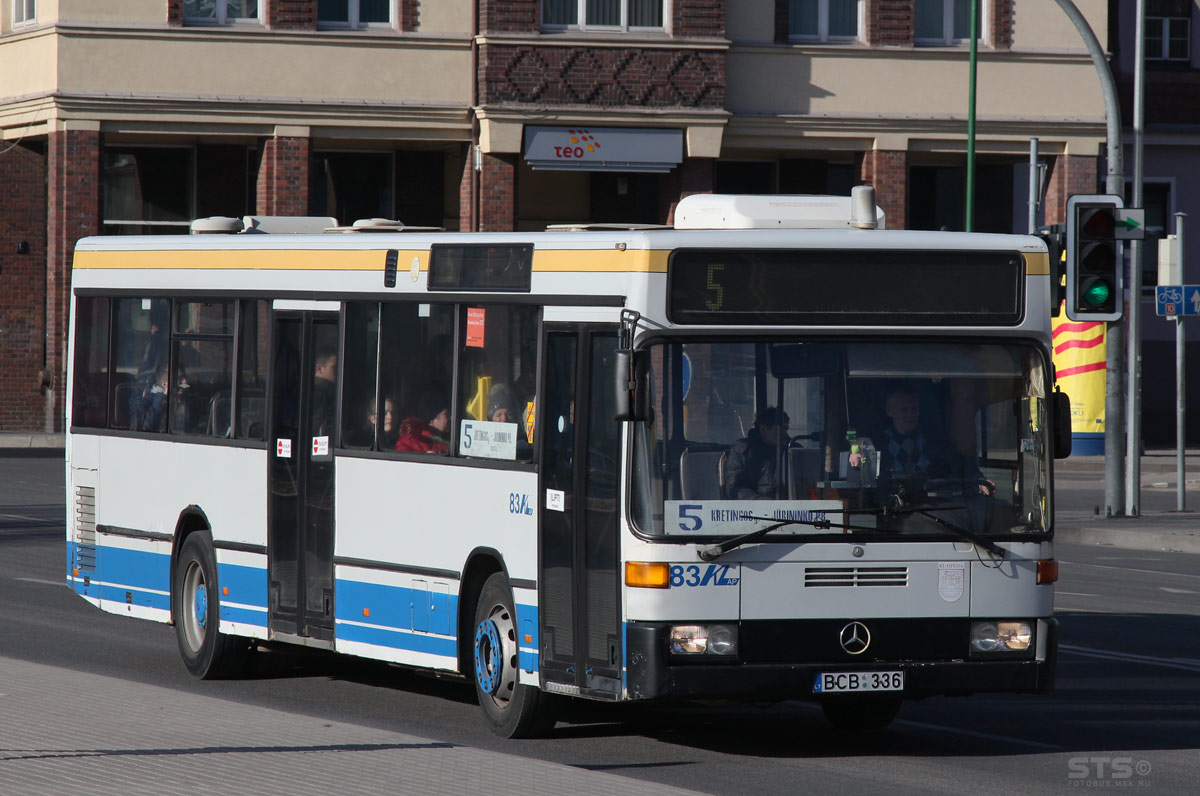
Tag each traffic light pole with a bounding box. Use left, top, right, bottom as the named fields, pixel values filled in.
left=1124, top=0, right=1146, bottom=517
left=1054, top=0, right=1126, bottom=515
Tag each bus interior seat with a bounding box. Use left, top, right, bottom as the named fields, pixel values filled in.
left=112, top=377, right=136, bottom=429
left=788, top=447, right=825, bottom=498
left=680, top=448, right=726, bottom=500
left=238, top=395, right=265, bottom=438
left=207, top=393, right=232, bottom=438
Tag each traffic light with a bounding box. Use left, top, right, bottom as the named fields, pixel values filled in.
left=1035, top=224, right=1064, bottom=317
left=1066, top=194, right=1123, bottom=321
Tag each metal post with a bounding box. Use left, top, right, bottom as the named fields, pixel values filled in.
left=965, top=0, right=979, bottom=232
left=1178, top=212, right=1188, bottom=511
left=1126, top=0, right=1146, bottom=516
left=1028, top=139, right=1039, bottom=234
left=1052, top=0, right=1126, bottom=514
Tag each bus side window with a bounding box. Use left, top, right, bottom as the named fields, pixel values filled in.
left=71, top=296, right=111, bottom=429
left=380, top=302, right=455, bottom=455
left=456, top=304, right=538, bottom=462
left=236, top=300, right=269, bottom=440
left=170, top=301, right=235, bottom=438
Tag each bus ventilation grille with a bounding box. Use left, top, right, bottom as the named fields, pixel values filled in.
left=803, top=566, right=908, bottom=587
left=74, top=486, right=97, bottom=571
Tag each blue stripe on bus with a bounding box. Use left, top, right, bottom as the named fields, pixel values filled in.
left=335, top=621, right=458, bottom=658
left=95, top=545, right=171, bottom=593
left=67, top=542, right=545, bottom=674
left=217, top=562, right=268, bottom=609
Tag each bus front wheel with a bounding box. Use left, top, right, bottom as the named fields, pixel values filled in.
left=472, top=572, right=556, bottom=738
left=172, top=530, right=250, bottom=679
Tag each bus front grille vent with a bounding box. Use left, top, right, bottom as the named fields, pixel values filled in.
left=74, top=486, right=97, bottom=571
left=803, top=566, right=908, bottom=587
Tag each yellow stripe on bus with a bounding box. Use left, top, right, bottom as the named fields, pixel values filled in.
left=1023, top=251, right=1050, bottom=276
left=73, top=248, right=669, bottom=274
left=74, top=249, right=402, bottom=271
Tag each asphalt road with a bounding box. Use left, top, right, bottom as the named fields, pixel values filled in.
left=2, top=451, right=1198, bottom=795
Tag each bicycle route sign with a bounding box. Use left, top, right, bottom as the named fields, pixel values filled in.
left=1156, top=285, right=1200, bottom=317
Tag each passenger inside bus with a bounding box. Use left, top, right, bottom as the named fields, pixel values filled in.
left=395, top=391, right=450, bottom=454
left=132, top=363, right=170, bottom=433
left=311, top=348, right=338, bottom=436
left=872, top=383, right=997, bottom=532
left=346, top=396, right=396, bottom=449
left=724, top=406, right=790, bottom=500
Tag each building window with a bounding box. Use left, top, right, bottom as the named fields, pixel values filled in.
left=542, top=0, right=665, bottom=31
left=915, top=0, right=982, bottom=46
left=183, top=0, right=259, bottom=24
left=102, top=148, right=194, bottom=236
left=318, top=0, right=392, bottom=28
left=13, top=0, right=35, bottom=25
left=789, top=0, right=859, bottom=42
left=1146, top=17, right=1191, bottom=61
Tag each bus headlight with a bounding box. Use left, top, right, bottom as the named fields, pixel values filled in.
left=970, top=621, right=1033, bottom=654
left=669, top=624, right=738, bottom=656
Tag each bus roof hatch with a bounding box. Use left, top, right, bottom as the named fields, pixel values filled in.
left=673, top=187, right=885, bottom=231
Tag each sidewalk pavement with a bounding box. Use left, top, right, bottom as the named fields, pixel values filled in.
left=1054, top=450, right=1200, bottom=555
left=0, top=655, right=702, bottom=796
left=0, top=432, right=64, bottom=449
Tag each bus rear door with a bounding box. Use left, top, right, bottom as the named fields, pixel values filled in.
left=267, top=307, right=339, bottom=642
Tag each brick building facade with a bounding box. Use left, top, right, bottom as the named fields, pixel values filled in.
left=0, top=0, right=1111, bottom=431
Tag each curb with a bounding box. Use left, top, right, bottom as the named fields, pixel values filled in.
left=1056, top=523, right=1200, bottom=555
left=0, top=433, right=64, bottom=450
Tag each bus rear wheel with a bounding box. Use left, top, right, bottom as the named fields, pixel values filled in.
left=472, top=572, right=556, bottom=738
left=820, top=696, right=902, bottom=732
left=173, top=530, right=251, bottom=679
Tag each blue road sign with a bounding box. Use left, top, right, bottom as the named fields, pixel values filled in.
left=1157, top=285, right=1182, bottom=317
left=1186, top=286, right=1200, bottom=316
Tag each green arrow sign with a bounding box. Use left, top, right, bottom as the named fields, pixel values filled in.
left=1114, top=208, right=1145, bottom=240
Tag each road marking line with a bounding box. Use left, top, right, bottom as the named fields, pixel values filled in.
left=1056, top=591, right=1100, bottom=597
left=1160, top=586, right=1199, bottom=594
left=1060, top=644, right=1200, bottom=673
left=14, top=577, right=63, bottom=587
left=892, top=718, right=1064, bottom=751
left=1059, top=559, right=1200, bottom=581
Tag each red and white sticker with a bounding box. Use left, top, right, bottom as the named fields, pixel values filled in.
left=312, top=436, right=329, bottom=456
left=276, top=438, right=292, bottom=458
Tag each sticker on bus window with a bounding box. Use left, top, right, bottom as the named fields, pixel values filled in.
left=546, top=489, right=565, bottom=512
left=460, top=419, right=517, bottom=460
left=466, top=307, right=486, bottom=348
left=276, top=439, right=292, bottom=458
left=312, top=436, right=329, bottom=456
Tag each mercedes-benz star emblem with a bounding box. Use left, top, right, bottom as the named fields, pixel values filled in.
left=839, top=621, right=871, bottom=655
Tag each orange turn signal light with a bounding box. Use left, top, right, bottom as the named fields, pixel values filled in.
left=625, top=561, right=670, bottom=589
left=1037, top=559, right=1059, bottom=585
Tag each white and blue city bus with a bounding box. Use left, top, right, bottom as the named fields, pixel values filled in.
left=65, top=189, right=1069, bottom=737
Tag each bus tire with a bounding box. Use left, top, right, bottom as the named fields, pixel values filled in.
left=173, top=530, right=251, bottom=679
left=472, top=572, right=556, bottom=738
left=820, top=696, right=902, bottom=732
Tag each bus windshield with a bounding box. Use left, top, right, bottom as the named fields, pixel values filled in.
left=630, top=339, right=1052, bottom=541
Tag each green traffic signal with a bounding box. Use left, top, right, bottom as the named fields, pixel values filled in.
left=1082, top=279, right=1111, bottom=308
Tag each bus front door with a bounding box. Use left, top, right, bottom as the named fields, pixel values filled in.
left=267, top=311, right=338, bottom=642
left=538, top=327, right=623, bottom=698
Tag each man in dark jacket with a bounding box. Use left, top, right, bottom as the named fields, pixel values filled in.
left=725, top=407, right=789, bottom=499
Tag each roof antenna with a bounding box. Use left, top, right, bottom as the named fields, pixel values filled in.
left=850, top=185, right=878, bottom=230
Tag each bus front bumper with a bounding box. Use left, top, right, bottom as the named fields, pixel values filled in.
left=624, top=618, right=1058, bottom=702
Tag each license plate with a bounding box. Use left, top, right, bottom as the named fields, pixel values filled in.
left=813, top=671, right=904, bottom=693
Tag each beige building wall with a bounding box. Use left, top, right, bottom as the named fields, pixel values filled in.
left=414, top=1, right=472, bottom=35
left=56, top=0, right=165, bottom=25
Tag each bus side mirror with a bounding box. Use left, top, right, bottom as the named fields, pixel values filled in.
left=614, top=349, right=648, bottom=422
left=1052, top=391, right=1072, bottom=459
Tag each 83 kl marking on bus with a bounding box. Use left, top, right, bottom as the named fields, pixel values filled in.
left=670, top=564, right=739, bottom=587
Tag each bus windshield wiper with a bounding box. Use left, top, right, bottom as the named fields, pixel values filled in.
left=698, top=514, right=832, bottom=561
left=696, top=507, right=1006, bottom=561
left=882, top=503, right=1007, bottom=558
